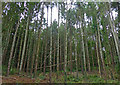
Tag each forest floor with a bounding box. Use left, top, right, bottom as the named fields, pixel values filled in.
left=2, top=71, right=120, bottom=83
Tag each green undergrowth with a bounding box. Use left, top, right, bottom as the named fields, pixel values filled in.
left=51, top=72, right=120, bottom=83
left=2, top=65, right=120, bottom=83
left=2, top=65, right=17, bottom=75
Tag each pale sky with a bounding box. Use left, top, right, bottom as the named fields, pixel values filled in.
left=43, top=5, right=58, bottom=26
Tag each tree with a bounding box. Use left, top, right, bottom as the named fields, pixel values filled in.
left=7, top=19, right=20, bottom=76
left=19, top=16, right=29, bottom=72
left=34, top=3, right=44, bottom=77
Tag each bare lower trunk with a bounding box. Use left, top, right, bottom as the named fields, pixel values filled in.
left=97, top=18, right=106, bottom=76
left=7, top=20, right=20, bottom=76
left=53, top=43, right=56, bottom=71
left=96, top=32, right=102, bottom=77
left=17, top=33, right=23, bottom=72
left=19, top=17, right=29, bottom=72
left=85, top=40, right=90, bottom=72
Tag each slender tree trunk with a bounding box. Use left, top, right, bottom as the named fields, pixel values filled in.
left=23, top=40, right=29, bottom=71
left=11, top=31, right=20, bottom=68
left=19, top=16, right=29, bottom=72
left=49, top=5, right=52, bottom=83
left=60, top=37, right=62, bottom=71
left=30, top=35, right=36, bottom=76
left=26, top=33, right=33, bottom=74
left=40, top=45, right=43, bottom=72
left=34, top=5, right=44, bottom=77
left=43, top=36, right=47, bottom=75
left=70, top=28, right=72, bottom=73
left=57, top=3, right=59, bottom=78
left=53, top=43, right=56, bottom=71
left=106, top=3, right=120, bottom=62
left=17, top=32, right=23, bottom=72
left=75, top=38, right=78, bottom=78
left=80, top=22, right=86, bottom=73
left=64, top=19, right=68, bottom=83
left=90, top=41, right=94, bottom=68
left=85, top=40, right=90, bottom=72
left=7, top=19, right=20, bottom=76
left=96, top=32, right=102, bottom=77
left=97, top=18, right=106, bottom=76
left=43, top=5, right=48, bottom=75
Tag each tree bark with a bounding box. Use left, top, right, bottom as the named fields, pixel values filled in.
left=85, top=40, right=90, bottom=72
left=96, top=32, right=102, bottom=77
left=57, top=3, right=60, bottom=77
left=34, top=5, right=44, bottom=77
left=30, top=35, right=36, bottom=76
left=17, top=32, right=23, bottom=72
left=97, top=18, right=106, bottom=76
left=7, top=19, right=20, bottom=76
left=64, top=19, right=68, bottom=83
left=43, top=5, right=48, bottom=75
left=70, top=28, right=72, bottom=73
left=53, top=43, right=56, bottom=71
left=19, top=16, right=29, bottom=72
left=75, top=37, right=78, bottom=78
left=49, top=4, right=52, bottom=83
left=26, top=33, right=33, bottom=74
left=80, top=22, right=86, bottom=73
left=106, top=3, right=120, bottom=62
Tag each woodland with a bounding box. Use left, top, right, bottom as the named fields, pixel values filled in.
left=2, top=1, right=120, bottom=83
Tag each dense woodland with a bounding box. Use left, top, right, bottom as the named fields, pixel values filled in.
left=2, top=1, right=120, bottom=83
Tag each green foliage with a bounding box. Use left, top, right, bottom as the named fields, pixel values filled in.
left=107, top=79, right=120, bottom=83
left=38, top=74, right=45, bottom=80
left=10, top=67, right=17, bottom=75
left=86, top=75, right=105, bottom=83
left=2, top=65, right=7, bottom=75
left=2, top=65, right=18, bottom=75
left=115, top=62, right=120, bottom=74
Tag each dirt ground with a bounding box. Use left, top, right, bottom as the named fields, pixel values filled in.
left=2, top=75, right=36, bottom=83
left=2, top=73, right=52, bottom=83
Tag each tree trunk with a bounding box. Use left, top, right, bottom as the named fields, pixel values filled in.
left=7, top=19, right=20, bottom=76
left=75, top=38, right=78, bottom=78
left=23, top=40, right=29, bottom=71
left=30, top=35, right=36, bottom=76
left=106, top=3, right=120, bottom=62
left=85, top=40, right=90, bottom=72
left=49, top=4, right=52, bottom=83
left=43, top=35, right=47, bottom=75
left=26, top=33, right=33, bottom=74
left=34, top=5, right=44, bottom=77
left=90, top=41, right=94, bottom=68
left=57, top=3, right=59, bottom=77
left=40, top=45, right=43, bottom=72
left=96, top=32, right=102, bottom=77
left=70, top=28, right=72, bottom=73
left=80, top=22, right=86, bottom=73
left=53, top=43, right=56, bottom=71
left=43, top=5, right=48, bottom=75
left=64, top=19, right=68, bottom=83
left=19, top=16, right=29, bottom=72
left=17, top=32, right=23, bottom=72
left=97, top=18, right=106, bottom=76
left=11, top=31, right=20, bottom=68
